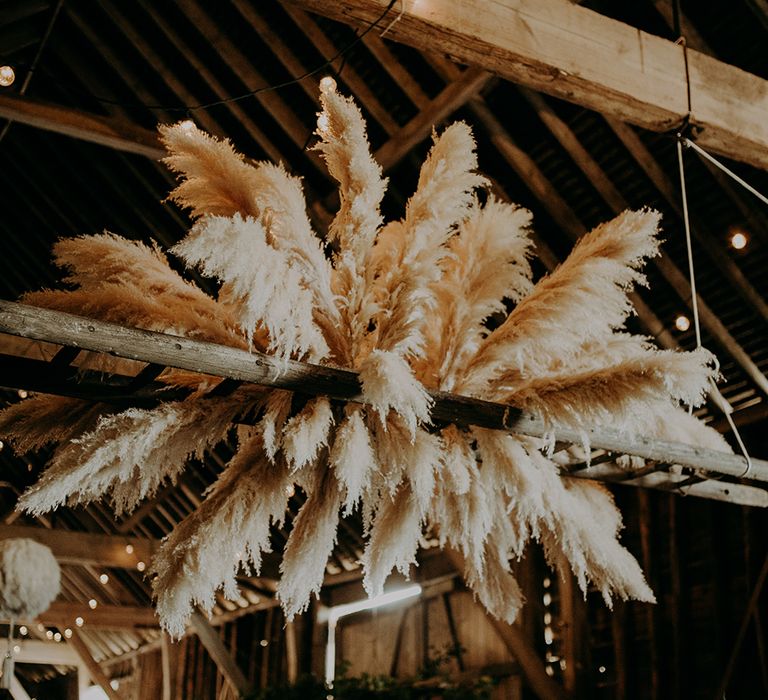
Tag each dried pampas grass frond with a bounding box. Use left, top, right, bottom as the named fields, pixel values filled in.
left=152, top=430, right=292, bottom=637
left=281, top=397, right=334, bottom=471
left=19, top=397, right=246, bottom=516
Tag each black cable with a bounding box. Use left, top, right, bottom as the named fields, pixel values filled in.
left=0, top=1, right=398, bottom=114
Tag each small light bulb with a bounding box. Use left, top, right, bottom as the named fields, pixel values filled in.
left=137, top=560, right=146, bottom=572
left=75, top=617, right=84, bottom=627
left=99, top=574, right=109, bottom=585
left=319, top=75, right=336, bottom=93
left=125, top=544, right=134, bottom=554
left=19, top=626, right=27, bottom=636
left=88, top=599, right=98, bottom=609
left=45, top=630, right=53, bottom=640
left=12, top=646, right=19, bottom=654
left=17, top=389, right=28, bottom=399
left=110, top=680, right=120, bottom=690
left=598, top=665, right=607, bottom=674
left=53, top=632, right=61, bottom=642
left=64, top=628, right=72, bottom=638
left=0, top=66, right=15, bottom=88
left=36, top=624, right=45, bottom=633
left=731, top=231, right=748, bottom=250
left=317, top=113, right=330, bottom=133
left=542, top=592, right=552, bottom=606
left=0, top=440, right=4, bottom=451
left=675, top=315, right=691, bottom=332
left=285, top=484, right=295, bottom=497
left=259, top=639, right=268, bottom=647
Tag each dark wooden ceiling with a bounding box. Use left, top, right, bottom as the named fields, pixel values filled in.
left=0, top=0, right=765, bottom=698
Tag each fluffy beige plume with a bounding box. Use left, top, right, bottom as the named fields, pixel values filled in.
left=172, top=214, right=328, bottom=360
left=160, top=122, right=263, bottom=219
left=459, top=209, right=662, bottom=396
left=260, top=390, right=293, bottom=461
left=24, top=234, right=246, bottom=349
left=19, top=397, right=248, bottom=517
left=371, top=123, right=487, bottom=360
left=500, top=346, right=715, bottom=431
left=417, top=199, right=534, bottom=391
left=152, top=430, right=292, bottom=637
left=539, top=476, right=655, bottom=606
left=362, top=483, right=422, bottom=597
left=314, top=85, right=386, bottom=259
left=463, top=542, right=525, bottom=625
left=0, top=396, right=111, bottom=454
left=358, top=349, right=433, bottom=438
left=278, top=468, right=342, bottom=618
left=330, top=405, right=379, bottom=513
left=474, top=429, right=653, bottom=606
left=281, top=397, right=334, bottom=471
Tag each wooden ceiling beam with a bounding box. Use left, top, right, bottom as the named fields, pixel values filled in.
left=1, top=301, right=765, bottom=488
left=0, top=524, right=157, bottom=568
left=35, top=602, right=159, bottom=629
left=0, top=93, right=164, bottom=159
left=68, top=630, right=125, bottom=700
left=289, top=0, right=768, bottom=171
left=374, top=67, right=492, bottom=171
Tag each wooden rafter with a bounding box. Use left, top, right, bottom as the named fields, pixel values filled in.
left=0, top=92, right=163, bottom=159
left=0, top=301, right=765, bottom=505
left=0, top=524, right=156, bottom=568
left=290, top=0, right=768, bottom=170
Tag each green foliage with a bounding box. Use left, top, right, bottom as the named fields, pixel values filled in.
left=248, top=646, right=496, bottom=700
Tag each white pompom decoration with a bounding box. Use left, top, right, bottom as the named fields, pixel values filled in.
left=0, top=539, right=60, bottom=619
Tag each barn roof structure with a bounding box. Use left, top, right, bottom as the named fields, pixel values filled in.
left=0, top=1, right=765, bottom=698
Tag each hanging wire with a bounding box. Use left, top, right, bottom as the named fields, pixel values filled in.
left=0, top=1, right=399, bottom=114
left=676, top=139, right=755, bottom=478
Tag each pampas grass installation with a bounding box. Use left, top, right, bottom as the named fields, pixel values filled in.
left=0, top=82, right=730, bottom=636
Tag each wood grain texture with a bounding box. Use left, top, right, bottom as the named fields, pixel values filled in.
left=1, top=301, right=764, bottom=489
left=289, top=0, right=768, bottom=170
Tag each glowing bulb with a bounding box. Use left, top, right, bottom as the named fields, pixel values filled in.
left=542, top=592, right=552, bottom=606
left=12, top=645, right=19, bottom=654
left=45, top=630, right=53, bottom=639
left=75, top=617, right=84, bottom=627
left=19, top=626, right=27, bottom=636
left=285, top=484, right=295, bottom=497
left=17, top=389, right=28, bottom=399
left=675, top=315, right=691, bottom=332
left=0, top=440, right=4, bottom=451
left=731, top=231, right=748, bottom=249
left=137, top=560, right=146, bottom=572
left=36, top=624, right=45, bottom=633
left=598, top=665, right=606, bottom=674
left=125, top=544, right=134, bottom=554
left=53, top=632, right=61, bottom=642
left=110, top=680, right=120, bottom=690
left=0, top=66, right=15, bottom=88
left=319, top=75, right=336, bottom=93
left=88, top=599, right=98, bottom=609
left=64, top=628, right=72, bottom=638
left=260, top=639, right=268, bottom=647
left=317, top=113, right=330, bottom=133
left=99, top=574, right=109, bottom=585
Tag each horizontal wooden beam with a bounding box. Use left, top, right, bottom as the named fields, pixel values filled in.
left=290, top=0, right=768, bottom=170
left=0, top=92, right=164, bottom=159
left=0, top=524, right=157, bottom=568
left=1, top=301, right=763, bottom=489
left=37, top=602, right=159, bottom=629
left=12, top=639, right=81, bottom=666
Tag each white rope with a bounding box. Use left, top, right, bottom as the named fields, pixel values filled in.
left=676, top=138, right=754, bottom=478
left=379, top=0, right=405, bottom=38
left=683, top=138, right=768, bottom=207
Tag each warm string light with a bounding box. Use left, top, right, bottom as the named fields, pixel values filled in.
left=730, top=231, right=748, bottom=250
left=125, top=544, right=134, bottom=555
left=0, top=65, right=15, bottom=87
left=675, top=315, right=691, bottom=332
left=136, top=561, right=146, bottom=572
left=75, top=617, right=84, bottom=627
left=88, top=599, right=98, bottom=609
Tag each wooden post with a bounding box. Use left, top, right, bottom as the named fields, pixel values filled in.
left=160, top=633, right=179, bottom=700
left=189, top=612, right=253, bottom=697
left=67, top=630, right=124, bottom=700
left=285, top=620, right=298, bottom=685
